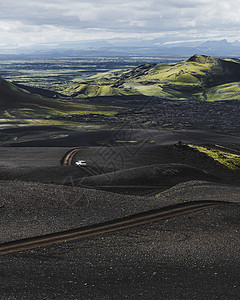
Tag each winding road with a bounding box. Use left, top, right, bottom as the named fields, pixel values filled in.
left=62, top=148, right=83, bottom=166
left=0, top=201, right=219, bottom=255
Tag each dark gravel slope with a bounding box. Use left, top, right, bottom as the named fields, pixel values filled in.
left=1, top=200, right=240, bottom=299
left=0, top=180, right=239, bottom=244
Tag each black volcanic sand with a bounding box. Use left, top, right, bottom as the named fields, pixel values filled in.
left=1, top=136, right=239, bottom=196
left=1, top=128, right=240, bottom=299
left=3, top=127, right=240, bottom=147
left=0, top=179, right=240, bottom=243
left=79, top=164, right=220, bottom=196
left=0, top=180, right=240, bottom=299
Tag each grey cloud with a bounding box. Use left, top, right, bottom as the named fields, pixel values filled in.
left=0, top=0, right=239, bottom=47
left=0, top=1, right=204, bottom=26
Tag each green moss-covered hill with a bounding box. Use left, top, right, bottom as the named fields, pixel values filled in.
left=0, top=77, right=118, bottom=121
left=63, top=55, right=240, bottom=101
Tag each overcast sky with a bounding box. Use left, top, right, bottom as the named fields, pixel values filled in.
left=0, top=0, right=239, bottom=49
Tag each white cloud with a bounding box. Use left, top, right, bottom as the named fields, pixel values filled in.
left=0, top=0, right=239, bottom=49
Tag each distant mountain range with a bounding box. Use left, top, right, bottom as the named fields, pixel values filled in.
left=1, top=39, right=240, bottom=57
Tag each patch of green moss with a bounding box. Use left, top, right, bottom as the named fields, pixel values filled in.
left=4, top=111, right=12, bottom=118
left=188, top=144, right=240, bottom=170
left=207, top=82, right=240, bottom=101
left=0, top=118, right=104, bottom=131
left=1, top=101, right=118, bottom=119
left=34, top=104, right=117, bottom=116
left=116, top=140, right=138, bottom=144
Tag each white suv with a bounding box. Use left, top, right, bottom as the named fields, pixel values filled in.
left=75, top=160, right=87, bottom=167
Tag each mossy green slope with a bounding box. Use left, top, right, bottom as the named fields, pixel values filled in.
left=187, top=144, right=240, bottom=170
left=0, top=77, right=118, bottom=122
left=63, top=55, right=240, bottom=101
